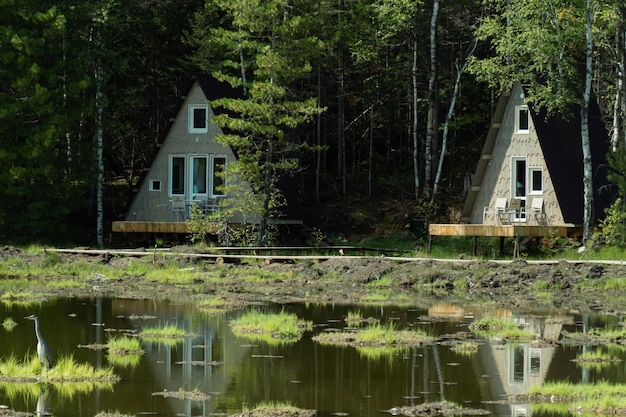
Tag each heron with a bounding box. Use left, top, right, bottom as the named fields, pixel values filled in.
left=24, top=314, right=52, bottom=372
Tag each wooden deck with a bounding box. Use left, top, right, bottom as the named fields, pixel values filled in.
left=112, top=219, right=304, bottom=234
left=428, top=223, right=579, bottom=257
left=112, top=221, right=204, bottom=234
left=428, top=223, right=571, bottom=238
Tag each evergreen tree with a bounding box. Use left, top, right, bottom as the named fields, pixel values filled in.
left=0, top=1, right=93, bottom=241
left=189, top=0, right=323, bottom=245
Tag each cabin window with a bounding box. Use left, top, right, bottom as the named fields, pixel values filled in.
left=149, top=179, right=161, bottom=192
left=211, top=155, right=226, bottom=197
left=188, top=104, right=208, bottom=134
left=529, top=167, right=543, bottom=194
left=515, top=105, right=529, bottom=133
left=170, top=156, right=185, bottom=195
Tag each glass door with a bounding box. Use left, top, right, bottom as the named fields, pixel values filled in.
left=512, top=157, right=527, bottom=221
left=188, top=155, right=208, bottom=203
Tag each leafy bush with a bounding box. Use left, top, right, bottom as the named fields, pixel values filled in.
left=594, top=198, right=626, bottom=247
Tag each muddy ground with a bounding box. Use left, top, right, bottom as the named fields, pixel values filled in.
left=4, top=246, right=626, bottom=314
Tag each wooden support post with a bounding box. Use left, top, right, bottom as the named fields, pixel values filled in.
left=472, top=236, right=478, bottom=256
left=499, top=236, right=505, bottom=255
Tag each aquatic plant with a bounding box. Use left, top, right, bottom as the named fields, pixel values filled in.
left=0, top=353, right=118, bottom=382
left=230, top=309, right=312, bottom=343
left=139, top=324, right=187, bottom=338
left=240, top=401, right=315, bottom=417
left=313, top=322, right=433, bottom=348
left=469, top=317, right=536, bottom=341
left=107, top=335, right=144, bottom=355
left=451, top=341, right=479, bottom=355
left=2, top=317, right=17, bottom=330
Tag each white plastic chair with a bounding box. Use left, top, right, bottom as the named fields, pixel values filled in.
left=171, top=196, right=186, bottom=221
left=529, top=197, right=547, bottom=224
left=483, top=197, right=508, bottom=224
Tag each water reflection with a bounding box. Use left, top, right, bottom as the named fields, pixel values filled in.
left=0, top=297, right=624, bottom=416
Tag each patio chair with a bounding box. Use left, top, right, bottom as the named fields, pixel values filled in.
left=529, top=197, right=547, bottom=224
left=483, top=197, right=508, bottom=224
left=171, top=196, right=186, bottom=221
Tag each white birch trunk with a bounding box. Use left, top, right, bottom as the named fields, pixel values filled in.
left=412, top=28, right=420, bottom=198
left=581, top=0, right=594, bottom=243
left=424, top=0, right=439, bottom=195
left=433, top=39, right=477, bottom=196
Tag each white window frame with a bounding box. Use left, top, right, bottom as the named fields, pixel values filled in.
left=515, top=105, right=529, bottom=133
left=149, top=179, right=161, bottom=192
left=169, top=154, right=186, bottom=197
left=188, top=104, right=209, bottom=134
left=528, top=166, right=543, bottom=194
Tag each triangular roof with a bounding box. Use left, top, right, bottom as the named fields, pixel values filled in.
left=532, top=100, right=611, bottom=224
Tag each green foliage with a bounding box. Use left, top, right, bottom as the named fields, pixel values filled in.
left=469, top=0, right=584, bottom=115
left=594, top=198, right=626, bottom=247
left=189, top=0, right=324, bottom=245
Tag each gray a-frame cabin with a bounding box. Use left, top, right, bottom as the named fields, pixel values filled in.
left=429, top=83, right=612, bottom=249
left=112, top=75, right=260, bottom=234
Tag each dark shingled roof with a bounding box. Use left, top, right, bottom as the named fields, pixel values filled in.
left=530, top=98, right=613, bottom=225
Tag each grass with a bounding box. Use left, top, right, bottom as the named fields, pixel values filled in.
left=241, top=401, right=314, bottom=416
left=468, top=317, right=536, bottom=341
left=529, top=380, right=626, bottom=415
left=139, top=324, right=186, bottom=338
left=562, top=326, right=626, bottom=344
left=451, top=341, right=479, bottom=355
left=313, top=322, right=434, bottom=347
left=2, top=317, right=17, bottom=330
left=230, top=309, right=312, bottom=343
left=107, top=335, right=144, bottom=355
left=0, top=353, right=118, bottom=382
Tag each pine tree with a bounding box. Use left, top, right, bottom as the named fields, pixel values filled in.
left=189, top=0, right=323, bottom=245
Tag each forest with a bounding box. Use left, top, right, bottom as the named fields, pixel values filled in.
left=2, top=0, right=626, bottom=246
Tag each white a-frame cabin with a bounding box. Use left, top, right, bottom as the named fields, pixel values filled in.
left=429, top=83, right=612, bottom=247
left=113, top=74, right=255, bottom=234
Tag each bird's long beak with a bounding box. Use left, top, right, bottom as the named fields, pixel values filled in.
left=24, top=314, right=35, bottom=320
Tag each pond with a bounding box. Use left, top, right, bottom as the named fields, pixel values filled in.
left=0, top=296, right=624, bottom=417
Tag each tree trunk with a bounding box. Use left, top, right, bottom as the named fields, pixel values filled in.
left=412, top=22, right=420, bottom=198
left=337, top=0, right=346, bottom=195
left=581, top=0, right=594, bottom=243
left=433, top=39, right=477, bottom=196
left=94, top=35, right=104, bottom=248
left=424, top=0, right=440, bottom=196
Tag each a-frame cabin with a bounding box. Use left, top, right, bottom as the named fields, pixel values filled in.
left=429, top=83, right=612, bottom=248
left=112, top=74, right=262, bottom=234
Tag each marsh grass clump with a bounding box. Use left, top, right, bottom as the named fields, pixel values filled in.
left=139, top=324, right=187, bottom=339
left=239, top=401, right=315, bottom=417
left=2, top=317, right=17, bottom=330
left=230, top=309, right=312, bottom=343
left=107, top=335, right=144, bottom=355
left=451, top=341, right=479, bottom=355
left=527, top=380, right=626, bottom=414
left=469, top=317, right=535, bottom=341
left=573, top=349, right=622, bottom=369
left=562, top=326, right=626, bottom=345
left=313, top=322, right=433, bottom=348
left=0, top=354, right=118, bottom=382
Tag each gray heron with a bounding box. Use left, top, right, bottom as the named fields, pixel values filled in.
left=24, top=314, right=52, bottom=371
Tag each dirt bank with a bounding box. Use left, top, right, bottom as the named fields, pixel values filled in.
left=4, top=246, right=626, bottom=314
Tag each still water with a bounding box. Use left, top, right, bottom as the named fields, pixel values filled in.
left=0, top=296, right=624, bottom=417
